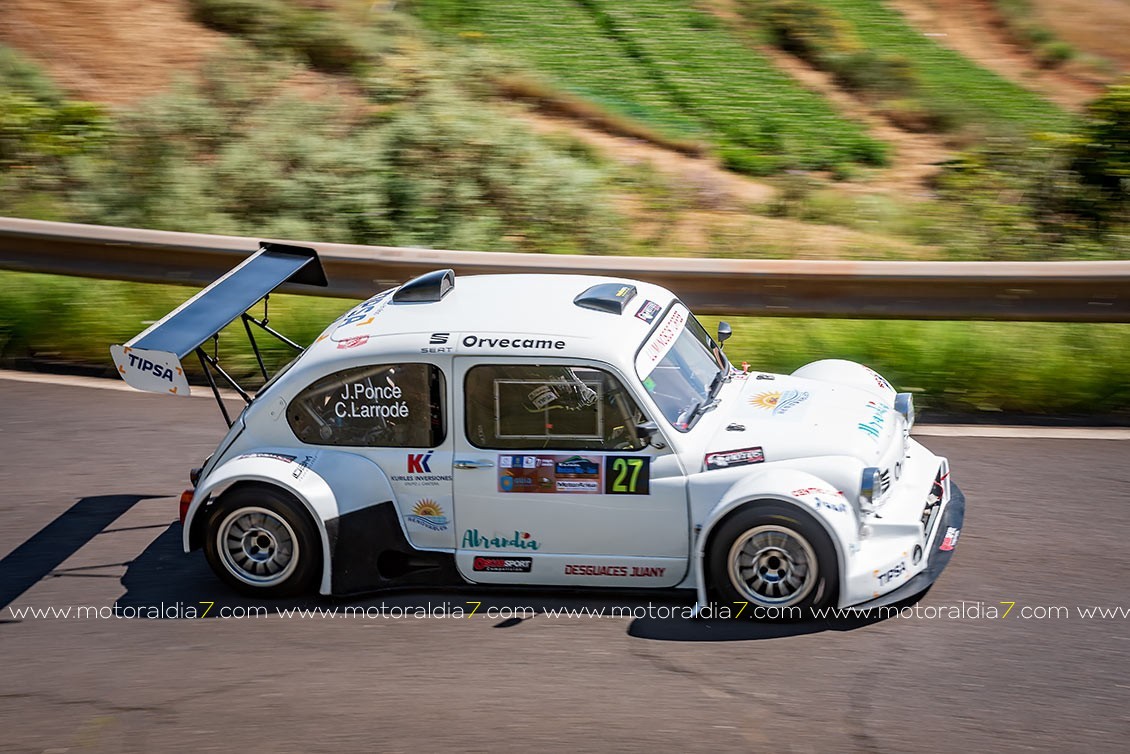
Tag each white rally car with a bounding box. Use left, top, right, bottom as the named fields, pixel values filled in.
left=112, top=244, right=964, bottom=614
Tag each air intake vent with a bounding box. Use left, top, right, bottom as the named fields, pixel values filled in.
left=573, top=283, right=637, bottom=314
left=393, top=269, right=455, bottom=303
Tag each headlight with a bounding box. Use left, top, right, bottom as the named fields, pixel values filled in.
left=894, top=392, right=915, bottom=431
left=860, top=466, right=882, bottom=506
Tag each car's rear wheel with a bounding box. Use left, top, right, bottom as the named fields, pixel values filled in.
left=708, top=502, right=838, bottom=618
left=203, top=485, right=321, bottom=597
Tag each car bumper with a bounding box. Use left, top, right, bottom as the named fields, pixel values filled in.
left=848, top=481, right=966, bottom=611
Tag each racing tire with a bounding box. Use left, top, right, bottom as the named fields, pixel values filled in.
left=203, top=485, right=322, bottom=597
left=707, top=502, right=839, bottom=620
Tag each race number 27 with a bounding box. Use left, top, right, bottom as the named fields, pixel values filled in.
left=605, top=456, right=650, bottom=495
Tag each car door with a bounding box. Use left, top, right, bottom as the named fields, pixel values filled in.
left=452, top=357, right=689, bottom=587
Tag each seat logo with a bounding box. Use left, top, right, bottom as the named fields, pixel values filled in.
left=429, top=333, right=449, bottom=345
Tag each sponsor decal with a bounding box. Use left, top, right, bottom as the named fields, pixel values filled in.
left=939, top=526, right=961, bottom=552
left=556, top=479, right=600, bottom=493
left=408, top=451, right=433, bottom=474
left=391, top=451, right=453, bottom=487
left=122, top=350, right=179, bottom=383
left=291, top=454, right=315, bottom=481
left=793, top=486, right=848, bottom=513
left=461, top=335, right=565, bottom=350
left=112, top=345, right=190, bottom=395
left=564, top=564, right=667, bottom=578
left=556, top=457, right=599, bottom=476
left=605, top=456, right=650, bottom=495
left=635, top=300, right=661, bottom=323
left=473, top=556, right=532, bottom=573
left=876, top=560, right=907, bottom=586
left=338, top=289, right=393, bottom=329
left=813, top=496, right=848, bottom=514
left=406, top=499, right=450, bottom=532
left=636, top=304, right=688, bottom=378
left=749, top=389, right=810, bottom=416
left=462, top=529, right=541, bottom=550
left=793, top=487, right=836, bottom=497
left=704, top=446, right=765, bottom=471
left=335, top=382, right=409, bottom=420
left=498, top=454, right=602, bottom=494
left=865, top=366, right=894, bottom=393
left=858, top=400, right=889, bottom=441
left=421, top=331, right=453, bottom=354
left=237, top=452, right=296, bottom=463
left=336, top=335, right=369, bottom=349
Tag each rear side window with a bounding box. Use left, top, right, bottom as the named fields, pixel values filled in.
left=288, top=364, right=445, bottom=447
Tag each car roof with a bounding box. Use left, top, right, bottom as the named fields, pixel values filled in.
left=303, top=272, right=680, bottom=366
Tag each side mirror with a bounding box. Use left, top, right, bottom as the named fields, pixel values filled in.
left=635, top=420, right=665, bottom=448
left=717, top=321, right=732, bottom=348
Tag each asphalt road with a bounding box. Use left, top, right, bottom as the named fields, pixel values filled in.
left=2, top=376, right=1129, bottom=753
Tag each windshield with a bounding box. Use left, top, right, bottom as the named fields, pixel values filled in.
left=635, top=303, right=728, bottom=431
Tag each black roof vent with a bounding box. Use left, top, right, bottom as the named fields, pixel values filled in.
left=393, top=269, right=455, bottom=303
left=574, top=283, right=638, bottom=314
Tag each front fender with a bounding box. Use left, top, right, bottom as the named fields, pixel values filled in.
left=184, top=448, right=396, bottom=594
left=693, top=467, right=860, bottom=609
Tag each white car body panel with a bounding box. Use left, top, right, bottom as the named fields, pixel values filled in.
left=161, top=271, right=964, bottom=607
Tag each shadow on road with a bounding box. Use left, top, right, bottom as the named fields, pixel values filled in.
left=0, top=494, right=157, bottom=611
left=112, top=522, right=897, bottom=640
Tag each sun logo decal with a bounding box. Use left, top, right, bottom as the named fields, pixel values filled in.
left=750, top=391, right=782, bottom=410
left=412, top=499, right=443, bottom=516
left=751, top=389, right=810, bottom=416
left=406, top=499, right=449, bottom=532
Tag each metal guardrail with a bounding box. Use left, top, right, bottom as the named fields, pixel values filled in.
left=2, top=217, right=1130, bottom=321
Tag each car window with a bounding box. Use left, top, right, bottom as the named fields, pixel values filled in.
left=635, top=303, right=727, bottom=431
left=465, top=364, right=649, bottom=451
left=288, top=364, right=445, bottom=447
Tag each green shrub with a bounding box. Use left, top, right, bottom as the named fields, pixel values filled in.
left=0, top=45, right=111, bottom=215
left=61, top=46, right=623, bottom=253
left=1072, top=80, right=1130, bottom=212
left=992, top=1, right=1075, bottom=69
left=1037, top=41, right=1076, bottom=69
left=758, top=0, right=857, bottom=60
left=189, top=0, right=370, bottom=75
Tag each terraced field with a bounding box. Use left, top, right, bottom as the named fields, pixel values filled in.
left=415, top=0, right=884, bottom=173
left=820, top=0, right=1073, bottom=133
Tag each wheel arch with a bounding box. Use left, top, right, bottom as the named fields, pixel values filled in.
left=694, top=468, right=860, bottom=609
left=184, top=448, right=398, bottom=595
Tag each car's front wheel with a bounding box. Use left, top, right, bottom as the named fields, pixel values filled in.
left=203, top=485, right=321, bottom=597
left=708, top=502, right=838, bottom=618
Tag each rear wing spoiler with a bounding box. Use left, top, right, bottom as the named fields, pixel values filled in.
left=111, top=243, right=327, bottom=424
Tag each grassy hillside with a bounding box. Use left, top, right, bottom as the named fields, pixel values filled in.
left=410, top=0, right=885, bottom=174
left=818, top=0, right=1073, bottom=134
